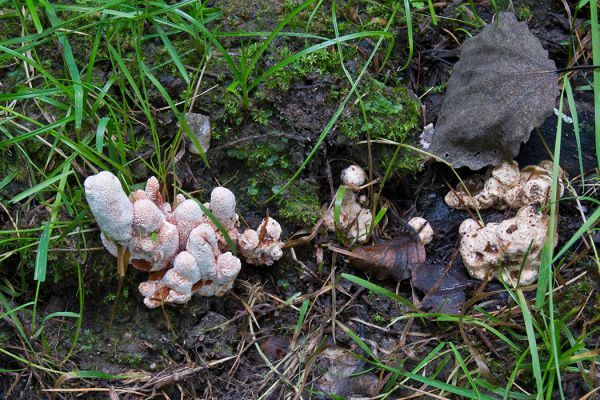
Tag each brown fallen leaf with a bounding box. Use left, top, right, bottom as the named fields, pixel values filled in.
left=260, top=336, right=290, bottom=361
left=411, top=263, right=476, bottom=314
left=429, top=12, right=558, bottom=169
left=349, top=235, right=426, bottom=281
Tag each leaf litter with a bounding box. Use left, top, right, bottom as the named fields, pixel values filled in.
left=429, top=12, right=559, bottom=170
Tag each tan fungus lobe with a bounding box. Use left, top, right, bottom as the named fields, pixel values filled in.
left=407, top=217, right=434, bottom=245
left=458, top=206, right=553, bottom=286
left=445, top=160, right=564, bottom=211
left=323, top=165, right=373, bottom=244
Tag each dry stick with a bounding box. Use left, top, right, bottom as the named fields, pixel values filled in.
left=235, top=291, right=299, bottom=396
left=187, top=54, right=210, bottom=115
left=45, top=388, right=147, bottom=396
left=289, top=247, right=321, bottom=281
left=331, top=252, right=338, bottom=344
left=108, top=246, right=130, bottom=331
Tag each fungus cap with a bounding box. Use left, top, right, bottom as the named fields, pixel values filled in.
left=408, top=217, right=434, bottom=245
left=84, top=171, right=133, bottom=243
left=341, top=165, right=367, bottom=191
left=133, top=199, right=165, bottom=234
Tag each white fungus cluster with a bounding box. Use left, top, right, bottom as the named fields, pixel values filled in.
left=323, top=165, right=373, bottom=244
left=444, top=160, right=563, bottom=286
left=85, top=171, right=284, bottom=308
left=458, top=206, right=552, bottom=286
left=445, top=160, right=563, bottom=211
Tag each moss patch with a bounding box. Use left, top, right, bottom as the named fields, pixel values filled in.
left=340, top=77, right=423, bottom=174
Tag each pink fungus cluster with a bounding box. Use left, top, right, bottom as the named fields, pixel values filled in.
left=84, top=171, right=284, bottom=308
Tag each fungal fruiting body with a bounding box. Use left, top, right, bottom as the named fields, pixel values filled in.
left=239, top=217, right=284, bottom=266
left=85, top=172, right=283, bottom=308
left=407, top=217, right=434, bottom=245
left=444, top=160, right=562, bottom=285
left=323, top=165, right=373, bottom=244
left=445, top=160, right=564, bottom=211
left=458, top=206, right=554, bottom=286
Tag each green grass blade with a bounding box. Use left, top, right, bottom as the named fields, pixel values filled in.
left=10, top=169, right=73, bottom=204
left=34, top=222, right=51, bottom=283
left=293, top=299, right=309, bottom=338
left=536, top=81, right=565, bottom=308
left=194, top=200, right=237, bottom=256
left=564, top=79, right=584, bottom=188
left=341, top=324, right=378, bottom=360
left=342, top=273, right=415, bottom=309
left=448, top=342, right=481, bottom=399
left=333, top=185, right=346, bottom=239
left=398, top=0, right=414, bottom=71
left=95, top=117, right=110, bottom=153
left=0, top=170, right=17, bottom=191
left=249, top=31, right=391, bottom=92
left=552, top=206, right=600, bottom=263
left=426, top=0, right=438, bottom=25
left=371, top=207, right=388, bottom=232
left=590, top=0, right=600, bottom=169
left=139, top=61, right=210, bottom=167
left=247, top=0, right=315, bottom=74
left=377, top=363, right=497, bottom=399
left=539, top=79, right=567, bottom=399
left=42, top=0, right=84, bottom=130
left=154, top=24, right=190, bottom=84
left=516, top=289, right=543, bottom=398
left=169, top=8, right=241, bottom=80
left=24, top=0, right=43, bottom=33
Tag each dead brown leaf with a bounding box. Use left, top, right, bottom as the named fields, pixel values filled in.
left=349, top=235, right=426, bottom=281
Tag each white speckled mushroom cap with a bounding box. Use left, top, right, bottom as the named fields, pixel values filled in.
left=209, top=187, right=237, bottom=228
left=215, top=252, right=241, bottom=285
left=164, top=251, right=199, bottom=294
left=187, top=224, right=218, bottom=279
left=133, top=199, right=165, bottom=234
left=491, top=161, right=520, bottom=186
left=172, top=199, right=204, bottom=248
left=408, top=217, right=434, bottom=245
left=84, top=171, right=133, bottom=243
left=259, top=217, right=282, bottom=242
left=239, top=229, right=259, bottom=255
left=341, top=165, right=367, bottom=190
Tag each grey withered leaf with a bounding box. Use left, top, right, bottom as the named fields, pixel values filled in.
left=429, top=12, right=559, bottom=170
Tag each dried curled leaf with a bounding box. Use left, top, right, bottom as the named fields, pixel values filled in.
left=429, top=12, right=559, bottom=170
left=348, top=235, right=475, bottom=313
left=411, top=263, right=476, bottom=314
left=349, top=236, right=426, bottom=281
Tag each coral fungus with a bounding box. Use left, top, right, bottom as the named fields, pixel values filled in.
left=85, top=172, right=284, bottom=308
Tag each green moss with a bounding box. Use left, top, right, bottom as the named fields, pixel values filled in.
left=340, top=78, right=420, bottom=142
left=117, top=351, right=143, bottom=368
left=274, top=179, right=321, bottom=225
left=266, top=47, right=339, bottom=92
left=372, top=312, right=386, bottom=325
left=227, top=138, right=321, bottom=226
left=557, top=274, right=595, bottom=316
left=340, top=77, right=423, bottom=174
left=78, top=329, right=101, bottom=353
left=516, top=5, right=532, bottom=21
